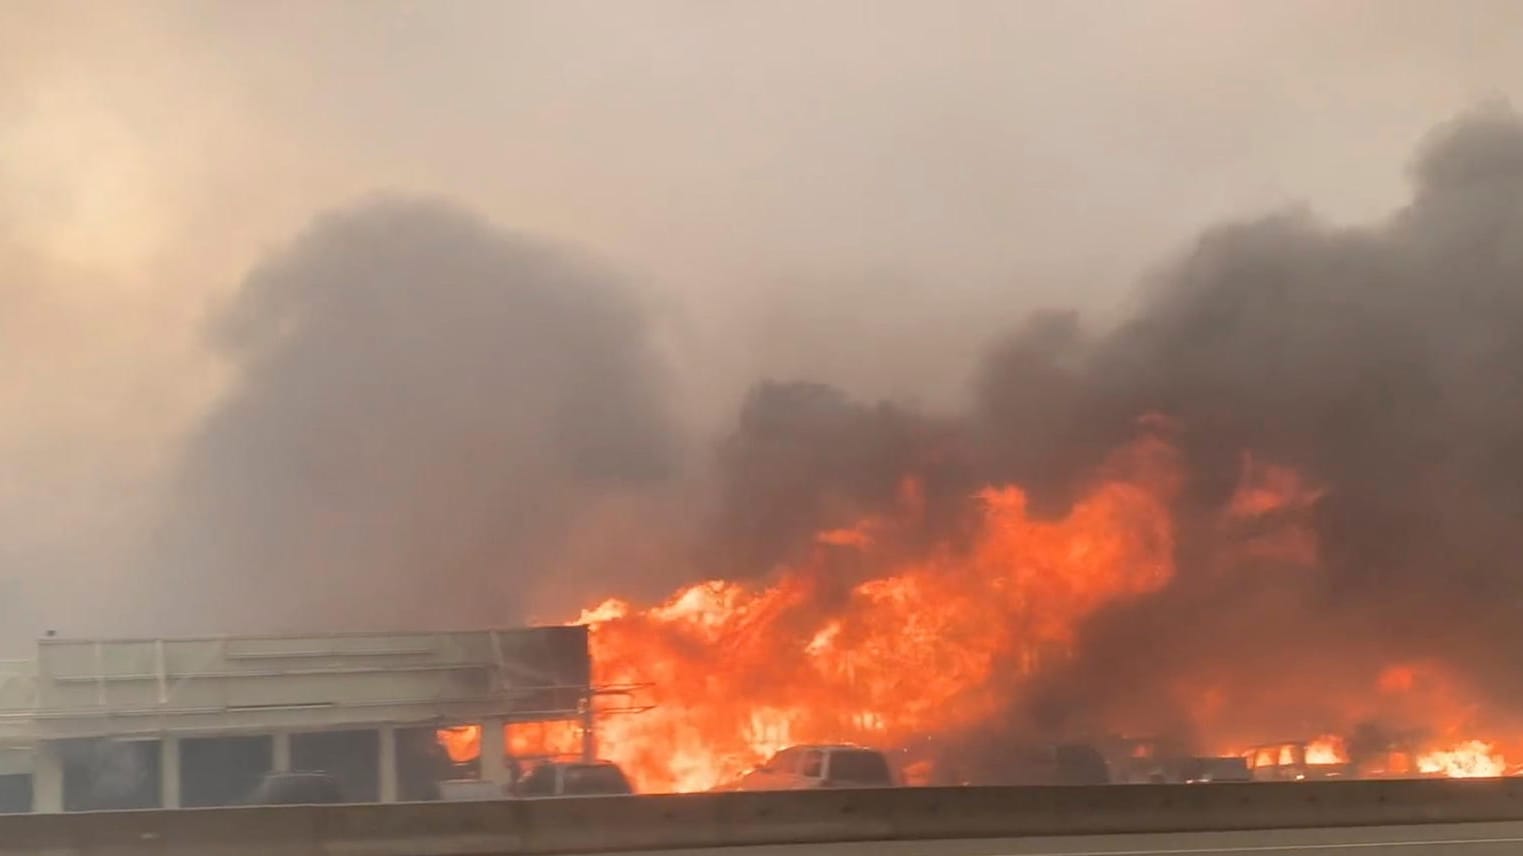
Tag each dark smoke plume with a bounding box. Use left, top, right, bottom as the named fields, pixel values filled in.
left=997, top=103, right=1523, bottom=745
left=694, top=104, right=1523, bottom=754
left=141, top=105, right=1523, bottom=763
left=706, top=380, right=970, bottom=574
left=149, top=196, right=677, bottom=633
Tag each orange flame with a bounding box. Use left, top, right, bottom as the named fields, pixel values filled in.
left=545, top=429, right=1523, bottom=791
left=436, top=725, right=480, bottom=764
left=435, top=720, right=584, bottom=765
left=1305, top=734, right=1348, bottom=766
left=508, top=720, right=584, bottom=757
left=1418, top=740, right=1507, bottom=778
left=578, top=432, right=1180, bottom=793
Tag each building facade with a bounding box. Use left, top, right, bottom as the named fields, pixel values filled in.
left=0, top=627, right=592, bottom=812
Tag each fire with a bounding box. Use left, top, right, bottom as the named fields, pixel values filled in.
left=434, top=720, right=584, bottom=764
left=436, top=725, right=480, bottom=764
left=1305, top=734, right=1348, bottom=766
left=577, top=431, right=1180, bottom=793
left=508, top=720, right=582, bottom=757
left=1417, top=741, right=1507, bottom=778
left=479, top=424, right=1523, bottom=792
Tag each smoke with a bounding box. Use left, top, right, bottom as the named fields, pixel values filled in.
left=704, top=380, right=970, bottom=574
left=124, top=104, right=1523, bottom=768
left=147, top=196, right=679, bottom=633
left=682, top=103, right=1523, bottom=757
left=985, top=103, right=1523, bottom=747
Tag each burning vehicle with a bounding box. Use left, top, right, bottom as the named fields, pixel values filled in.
left=1238, top=732, right=1508, bottom=782
left=1241, top=737, right=1353, bottom=782
left=734, top=745, right=896, bottom=790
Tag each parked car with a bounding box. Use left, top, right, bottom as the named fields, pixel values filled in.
left=438, top=778, right=508, bottom=801
left=514, top=761, right=634, bottom=797
left=1173, top=756, right=1252, bottom=784
left=736, top=745, right=896, bottom=790
left=246, top=771, right=344, bottom=805
left=992, top=743, right=1112, bottom=786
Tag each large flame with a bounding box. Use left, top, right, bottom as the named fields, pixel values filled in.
left=577, top=432, right=1180, bottom=793
left=1417, top=741, right=1507, bottom=779
left=1305, top=735, right=1349, bottom=766
left=434, top=428, right=1520, bottom=790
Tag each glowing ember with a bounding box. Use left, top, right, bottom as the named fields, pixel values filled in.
left=1418, top=741, right=1507, bottom=778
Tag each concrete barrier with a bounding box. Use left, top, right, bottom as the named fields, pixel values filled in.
left=6, top=778, right=1523, bottom=856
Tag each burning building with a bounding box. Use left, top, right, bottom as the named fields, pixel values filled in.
left=94, top=106, right=1523, bottom=800
left=0, top=627, right=591, bottom=813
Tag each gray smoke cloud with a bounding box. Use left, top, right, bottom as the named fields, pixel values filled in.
left=991, top=103, right=1523, bottom=748
left=115, top=103, right=1523, bottom=769
left=147, top=196, right=678, bottom=633
left=685, top=104, right=1523, bottom=761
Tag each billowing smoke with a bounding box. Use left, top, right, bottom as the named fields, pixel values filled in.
left=888, top=103, right=1523, bottom=756
left=704, top=380, right=971, bottom=574
left=148, top=196, right=678, bottom=633
left=684, top=103, right=1523, bottom=760
left=143, top=104, right=1523, bottom=775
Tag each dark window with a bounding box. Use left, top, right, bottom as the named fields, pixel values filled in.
left=290, top=730, right=378, bottom=803
left=60, top=738, right=161, bottom=811
left=517, top=764, right=558, bottom=796
left=0, top=774, right=30, bottom=814
left=800, top=750, right=824, bottom=778
left=824, top=750, right=890, bottom=785
left=248, top=773, right=343, bottom=805
left=396, top=726, right=450, bottom=802
left=562, top=764, right=631, bottom=795
left=180, top=735, right=272, bottom=808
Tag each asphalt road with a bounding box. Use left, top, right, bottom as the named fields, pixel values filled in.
left=638, top=822, right=1523, bottom=856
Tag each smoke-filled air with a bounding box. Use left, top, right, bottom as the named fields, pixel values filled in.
left=11, top=1, right=1523, bottom=801
left=569, top=106, right=1523, bottom=791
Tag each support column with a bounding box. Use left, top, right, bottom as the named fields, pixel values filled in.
left=377, top=726, right=398, bottom=803
left=32, top=742, right=63, bottom=813
left=271, top=732, right=291, bottom=773
left=159, top=736, right=180, bottom=809
left=581, top=695, right=596, bottom=763
left=479, top=718, right=507, bottom=791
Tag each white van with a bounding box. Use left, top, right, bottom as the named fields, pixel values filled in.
left=736, top=745, right=896, bottom=790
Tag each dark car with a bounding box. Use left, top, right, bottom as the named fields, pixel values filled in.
left=1174, top=756, right=1252, bottom=783
left=999, top=743, right=1111, bottom=786
left=246, top=771, right=344, bottom=805
left=514, top=761, right=634, bottom=797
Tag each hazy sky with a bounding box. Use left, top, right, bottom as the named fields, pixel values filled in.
left=3, top=0, right=1522, bottom=644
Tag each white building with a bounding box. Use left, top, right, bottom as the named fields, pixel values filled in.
left=0, top=627, right=592, bottom=812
